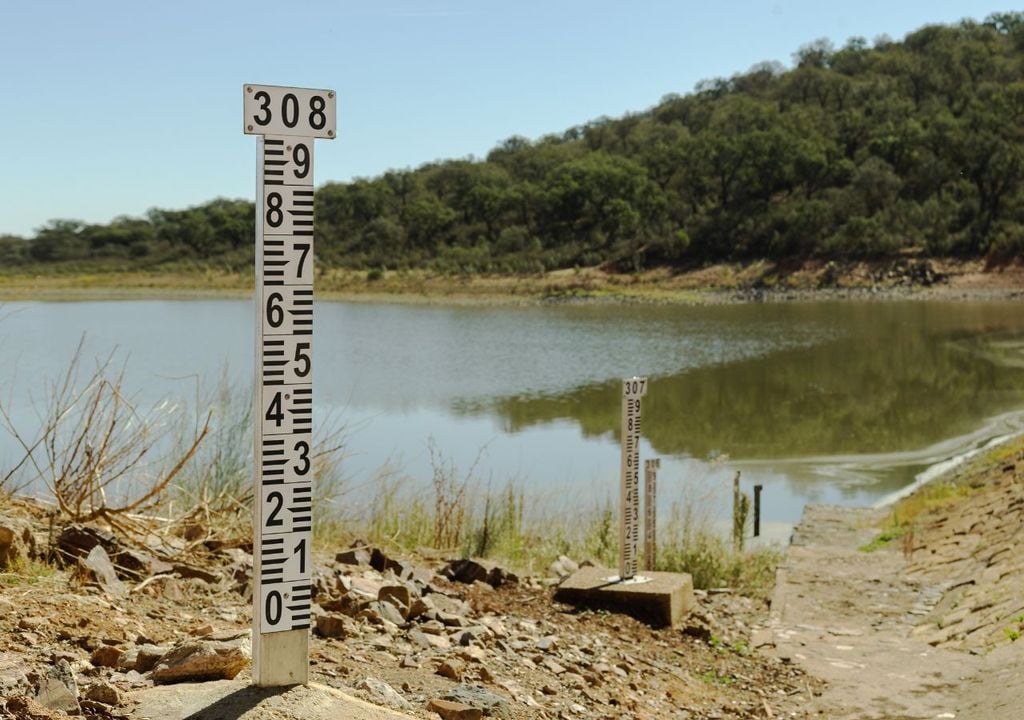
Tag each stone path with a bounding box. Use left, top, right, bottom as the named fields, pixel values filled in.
left=767, top=505, right=982, bottom=719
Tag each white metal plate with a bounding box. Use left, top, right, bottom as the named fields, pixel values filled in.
left=263, top=136, right=314, bottom=187
left=261, top=385, right=313, bottom=436
left=258, top=483, right=313, bottom=535
left=260, top=432, right=314, bottom=485
left=244, top=84, right=336, bottom=138
left=263, top=236, right=315, bottom=286
left=261, top=286, right=313, bottom=337
left=258, top=579, right=313, bottom=634
left=262, top=336, right=313, bottom=386
left=262, top=185, right=314, bottom=236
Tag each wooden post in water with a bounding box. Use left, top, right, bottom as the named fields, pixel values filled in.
left=753, top=484, right=763, bottom=538
left=732, top=471, right=742, bottom=551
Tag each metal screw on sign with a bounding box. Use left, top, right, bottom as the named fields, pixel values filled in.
left=243, top=83, right=336, bottom=688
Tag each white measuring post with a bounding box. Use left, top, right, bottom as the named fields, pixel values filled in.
left=619, top=377, right=647, bottom=581
left=644, top=458, right=660, bottom=572
left=244, top=83, right=336, bottom=687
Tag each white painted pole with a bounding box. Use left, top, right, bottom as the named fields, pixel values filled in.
left=619, top=377, right=647, bottom=580
left=244, top=85, right=335, bottom=687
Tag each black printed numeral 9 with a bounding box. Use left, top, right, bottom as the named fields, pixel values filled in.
left=253, top=91, right=327, bottom=131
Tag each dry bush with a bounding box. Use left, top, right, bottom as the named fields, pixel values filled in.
left=0, top=337, right=209, bottom=527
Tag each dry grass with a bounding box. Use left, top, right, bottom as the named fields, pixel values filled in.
left=0, top=337, right=209, bottom=529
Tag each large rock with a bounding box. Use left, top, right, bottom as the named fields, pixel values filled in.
left=356, top=677, right=413, bottom=711
left=0, top=652, right=30, bottom=694
left=441, top=559, right=518, bottom=589
left=57, top=523, right=119, bottom=563
left=78, top=545, right=127, bottom=596
left=441, top=685, right=511, bottom=718
left=34, top=660, right=80, bottom=714
left=150, top=639, right=250, bottom=684
left=3, top=695, right=63, bottom=720
left=427, top=698, right=482, bottom=720
left=112, top=548, right=173, bottom=580
left=0, top=515, right=34, bottom=569
left=336, top=546, right=371, bottom=566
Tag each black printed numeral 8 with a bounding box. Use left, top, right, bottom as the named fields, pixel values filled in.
left=266, top=192, right=283, bottom=227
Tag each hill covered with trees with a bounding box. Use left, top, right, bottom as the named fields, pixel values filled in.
left=3, top=13, right=1023, bottom=276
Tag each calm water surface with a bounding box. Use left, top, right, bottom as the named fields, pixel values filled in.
left=2, top=299, right=1024, bottom=530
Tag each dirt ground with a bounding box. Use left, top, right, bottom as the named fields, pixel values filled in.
left=4, top=431, right=1024, bottom=719
left=0, top=495, right=816, bottom=720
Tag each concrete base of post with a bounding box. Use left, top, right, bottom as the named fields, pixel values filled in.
left=553, top=566, right=695, bottom=628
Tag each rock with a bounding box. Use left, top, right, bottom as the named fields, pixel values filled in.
left=124, top=644, right=169, bottom=673
left=370, top=547, right=402, bottom=574
left=379, top=584, right=413, bottom=616
left=549, top=555, right=579, bottom=579
left=357, top=677, right=413, bottom=711
left=90, top=645, right=124, bottom=668
left=78, top=545, right=127, bottom=596
left=34, top=659, right=80, bottom=714
left=57, top=524, right=119, bottom=563
left=442, top=685, right=511, bottom=718
left=85, top=681, right=122, bottom=706
left=439, top=611, right=469, bottom=628
left=536, top=635, right=558, bottom=653
left=315, top=613, right=348, bottom=639
left=427, top=698, right=483, bottom=720
left=454, top=626, right=491, bottom=647
left=3, top=695, right=62, bottom=720
left=150, top=639, right=250, bottom=684
left=369, top=600, right=406, bottom=627
left=189, top=623, right=215, bottom=637
left=321, top=589, right=369, bottom=617
left=442, top=559, right=518, bottom=588
left=18, top=616, right=47, bottom=631
left=437, top=659, right=465, bottom=681
left=410, top=628, right=452, bottom=650
left=442, top=559, right=489, bottom=585
left=0, top=652, right=30, bottom=693
left=459, top=646, right=487, bottom=663
left=0, top=515, right=34, bottom=569
left=113, top=548, right=173, bottom=580
left=336, top=547, right=371, bottom=566
left=171, top=562, right=221, bottom=584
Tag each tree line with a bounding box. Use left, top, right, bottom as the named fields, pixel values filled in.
left=3, top=13, right=1023, bottom=274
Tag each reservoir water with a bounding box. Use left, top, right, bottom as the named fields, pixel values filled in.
left=2, top=298, right=1024, bottom=532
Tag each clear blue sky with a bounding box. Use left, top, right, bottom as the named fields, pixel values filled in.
left=0, top=0, right=1004, bottom=237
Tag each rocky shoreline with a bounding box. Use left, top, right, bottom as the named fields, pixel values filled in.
left=0, top=498, right=814, bottom=720
left=2, top=433, right=1024, bottom=719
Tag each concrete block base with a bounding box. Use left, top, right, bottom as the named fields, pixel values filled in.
left=553, top=566, right=694, bottom=628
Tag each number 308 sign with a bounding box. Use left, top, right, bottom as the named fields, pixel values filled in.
left=244, top=84, right=336, bottom=139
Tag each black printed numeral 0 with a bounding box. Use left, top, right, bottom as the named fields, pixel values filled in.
left=253, top=91, right=328, bottom=131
